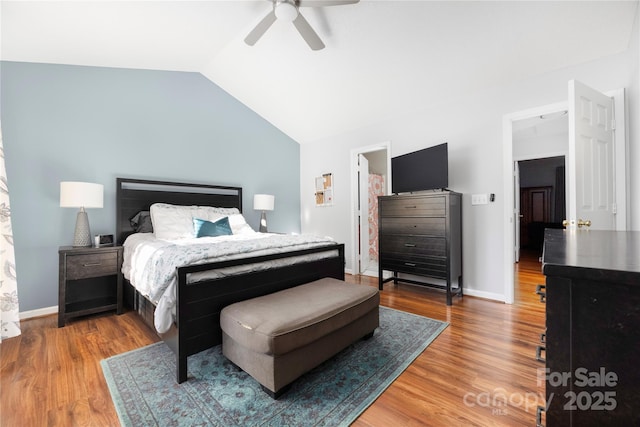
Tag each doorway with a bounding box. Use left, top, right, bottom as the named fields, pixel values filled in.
left=512, top=108, right=568, bottom=264
left=518, top=156, right=566, bottom=256
left=350, top=143, right=391, bottom=277
left=503, top=84, right=627, bottom=304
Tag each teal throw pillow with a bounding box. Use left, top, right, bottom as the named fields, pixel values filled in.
left=193, top=217, right=233, bottom=238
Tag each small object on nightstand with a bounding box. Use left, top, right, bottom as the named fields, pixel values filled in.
left=58, top=245, right=123, bottom=327
left=94, top=234, right=114, bottom=247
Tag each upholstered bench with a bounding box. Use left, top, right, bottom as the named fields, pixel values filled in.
left=220, top=277, right=380, bottom=398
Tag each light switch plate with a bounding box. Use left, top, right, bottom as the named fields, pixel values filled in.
left=471, top=194, right=489, bottom=205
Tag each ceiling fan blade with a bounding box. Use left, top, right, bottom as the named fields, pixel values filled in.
left=292, top=12, right=325, bottom=50
left=298, top=0, right=359, bottom=6
left=244, top=10, right=277, bottom=46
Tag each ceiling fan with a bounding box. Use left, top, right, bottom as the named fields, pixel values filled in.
left=244, top=0, right=359, bottom=51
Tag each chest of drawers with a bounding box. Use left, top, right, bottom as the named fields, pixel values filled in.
left=541, top=229, right=640, bottom=426
left=378, top=191, right=462, bottom=305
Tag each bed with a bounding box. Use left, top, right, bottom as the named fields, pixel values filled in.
left=116, top=178, right=345, bottom=383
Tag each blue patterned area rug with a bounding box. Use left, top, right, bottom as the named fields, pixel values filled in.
left=101, top=306, right=447, bottom=427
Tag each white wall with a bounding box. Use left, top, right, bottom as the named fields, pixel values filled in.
left=629, top=8, right=640, bottom=230
left=300, top=26, right=639, bottom=301
left=513, top=117, right=568, bottom=160
left=363, top=150, right=387, bottom=176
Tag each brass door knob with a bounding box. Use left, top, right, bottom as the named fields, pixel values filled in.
left=563, top=219, right=592, bottom=228
left=577, top=219, right=592, bottom=228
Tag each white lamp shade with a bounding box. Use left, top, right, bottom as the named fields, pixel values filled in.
left=253, top=194, right=275, bottom=211
left=60, top=182, right=104, bottom=208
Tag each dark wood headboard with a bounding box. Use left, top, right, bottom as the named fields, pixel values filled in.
left=116, top=178, right=243, bottom=245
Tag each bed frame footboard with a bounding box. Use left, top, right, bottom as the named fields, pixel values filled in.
left=172, top=243, right=345, bottom=383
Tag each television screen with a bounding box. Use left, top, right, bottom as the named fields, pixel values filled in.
left=391, top=143, right=448, bottom=193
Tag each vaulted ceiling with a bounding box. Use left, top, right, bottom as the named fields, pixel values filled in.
left=1, top=1, right=637, bottom=144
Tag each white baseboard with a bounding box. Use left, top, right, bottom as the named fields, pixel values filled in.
left=20, top=306, right=58, bottom=320
left=360, top=269, right=379, bottom=278
left=351, top=269, right=506, bottom=303
left=463, top=288, right=506, bottom=303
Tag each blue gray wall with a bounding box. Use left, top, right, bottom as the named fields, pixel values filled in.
left=1, top=61, right=301, bottom=312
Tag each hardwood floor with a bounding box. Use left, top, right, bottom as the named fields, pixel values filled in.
left=1, top=253, right=546, bottom=426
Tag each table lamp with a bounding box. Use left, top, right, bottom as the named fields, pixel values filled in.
left=60, top=181, right=104, bottom=247
left=253, top=194, right=275, bottom=233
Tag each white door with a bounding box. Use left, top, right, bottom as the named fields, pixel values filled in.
left=514, top=161, right=521, bottom=262
left=358, top=154, right=370, bottom=273
left=568, top=80, right=616, bottom=230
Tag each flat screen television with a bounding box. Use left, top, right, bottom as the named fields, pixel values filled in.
left=391, top=143, right=448, bottom=194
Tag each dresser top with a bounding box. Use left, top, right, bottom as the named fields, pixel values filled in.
left=542, top=229, right=640, bottom=283
left=381, top=190, right=462, bottom=198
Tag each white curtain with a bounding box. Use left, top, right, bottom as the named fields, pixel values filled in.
left=0, top=123, right=21, bottom=341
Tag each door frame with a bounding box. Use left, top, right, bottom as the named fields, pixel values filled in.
left=502, top=88, right=627, bottom=304
left=349, top=142, right=392, bottom=276
left=358, top=153, right=370, bottom=274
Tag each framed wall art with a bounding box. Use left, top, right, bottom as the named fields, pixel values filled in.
left=315, top=173, right=333, bottom=207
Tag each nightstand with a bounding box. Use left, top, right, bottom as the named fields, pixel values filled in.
left=58, top=245, right=123, bottom=327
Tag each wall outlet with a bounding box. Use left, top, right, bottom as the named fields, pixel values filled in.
left=471, top=194, right=489, bottom=205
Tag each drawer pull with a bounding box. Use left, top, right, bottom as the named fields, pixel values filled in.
left=83, top=262, right=102, bottom=267
left=404, top=243, right=416, bottom=247
left=404, top=205, right=417, bottom=209
left=536, top=345, right=546, bottom=363
left=404, top=262, right=416, bottom=267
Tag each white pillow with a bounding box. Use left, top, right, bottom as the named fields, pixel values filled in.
left=227, top=213, right=256, bottom=235
left=206, top=207, right=240, bottom=216
left=150, top=203, right=241, bottom=240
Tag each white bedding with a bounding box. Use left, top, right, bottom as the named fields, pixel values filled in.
left=122, top=232, right=338, bottom=333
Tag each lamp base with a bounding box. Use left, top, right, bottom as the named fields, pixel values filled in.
left=259, top=211, right=268, bottom=233
left=73, top=208, right=92, bottom=247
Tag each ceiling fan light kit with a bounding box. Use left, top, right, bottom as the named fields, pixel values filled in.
left=275, top=1, right=298, bottom=22
left=244, top=0, right=359, bottom=51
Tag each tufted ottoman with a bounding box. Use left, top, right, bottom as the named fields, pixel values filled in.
left=220, top=277, right=379, bottom=398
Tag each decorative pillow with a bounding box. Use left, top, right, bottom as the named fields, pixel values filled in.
left=129, top=211, right=153, bottom=233
left=193, top=217, right=233, bottom=238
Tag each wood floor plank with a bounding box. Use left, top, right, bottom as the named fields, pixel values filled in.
left=0, top=252, right=545, bottom=426
left=47, top=399, right=93, bottom=427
